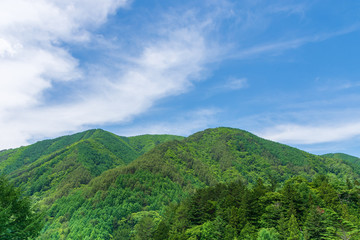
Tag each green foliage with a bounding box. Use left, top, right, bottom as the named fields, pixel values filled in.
left=2, top=127, right=360, bottom=239
left=322, top=153, right=360, bottom=178
left=134, top=127, right=360, bottom=187
left=41, top=170, right=186, bottom=239
left=0, top=175, right=44, bottom=239
left=287, top=214, right=301, bottom=240
left=322, top=153, right=360, bottom=164
left=159, top=175, right=360, bottom=240
left=257, top=228, right=280, bottom=240
left=128, top=134, right=184, bottom=155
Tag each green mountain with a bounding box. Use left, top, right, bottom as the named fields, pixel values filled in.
left=126, top=128, right=359, bottom=186
left=0, top=129, right=183, bottom=203
left=1, top=127, right=359, bottom=239
left=160, top=174, right=360, bottom=239
left=322, top=153, right=360, bottom=177
left=323, top=152, right=360, bottom=166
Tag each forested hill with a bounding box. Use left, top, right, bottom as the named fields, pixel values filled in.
left=122, top=127, right=360, bottom=187
left=1, top=127, right=360, bottom=239
left=323, top=152, right=360, bottom=166
left=0, top=129, right=183, bottom=201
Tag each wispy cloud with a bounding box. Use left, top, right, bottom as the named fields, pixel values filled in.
left=2, top=0, right=359, bottom=151
left=0, top=0, right=132, bottom=147
left=260, top=122, right=360, bottom=144
left=232, top=25, right=360, bottom=59
left=224, top=77, right=249, bottom=90
left=116, top=108, right=220, bottom=137
left=268, top=3, right=307, bottom=17
left=0, top=1, right=222, bottom=149
left=315, top=78, right=360, bottom=92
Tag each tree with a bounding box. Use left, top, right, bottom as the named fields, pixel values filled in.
left=277, top=212, right=288, bottom=240
left=257, top=228, right=280, bottom=240
left=287, top=214, right=301, bottom=240
left=322, top=209, right=360, bottom=240
left=152, top=221, right=170, bottom=240
left=239, top=223, right=257, bottom=240
left=0, top=176, right=44, bottom=239
left=303, top=206, right=326, bottom=239
left=134, top=216, right=155, bottom=240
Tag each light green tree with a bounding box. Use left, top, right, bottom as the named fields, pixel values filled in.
left=257, top=228, right=280, bottom=240
left=0, top=176, right=44, bottom=239
left=288, top=214, right=301, bottom=240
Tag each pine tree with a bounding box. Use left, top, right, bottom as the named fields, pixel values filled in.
left=239, top=222, right=257, bottom=240
left=303, top=206, right=326, bottom=239
left=134, top=216, right=155, bottom=240
left=322, top=209, right=360, bottom=240
left=287, top=214, right=301, bottom=240
left=277, top=212, right=288, bottom=240
left=257, top=228, right=280, bottom=240
left=152, top=221, right=169, bottom=240
left=248, top=178, right=267, bottom=226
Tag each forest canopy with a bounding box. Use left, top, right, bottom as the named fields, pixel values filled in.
left=154, top=175, right=360, bottom=240
left=0, top=175, right=44, bottom=239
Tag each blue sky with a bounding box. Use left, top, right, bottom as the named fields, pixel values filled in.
left=1, top=0, right=360, bottom=157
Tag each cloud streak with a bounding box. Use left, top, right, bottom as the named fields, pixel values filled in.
left=261, top=122, right=360, bottom=144
left=117, top=108, right=220, bottom=137
left=232, top=25, right=360, bottom=59
left=224, top=78, right=248, bottom=90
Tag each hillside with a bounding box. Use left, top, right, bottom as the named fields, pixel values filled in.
left=18, top=127, right=359, bottom=239
left=322, top=153, right=360, bottom=178
left=159, top=175, right=360, bottom=239
left=323, top=152, right=360, bottom=166
left=0, top=129, right=183, bottom=204
left=121, top=127, right=359, bottom=188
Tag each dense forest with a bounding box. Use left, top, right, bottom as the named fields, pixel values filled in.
left=156, top=176, right=360, bottom=239
left=0, top=127, right=359, bottom=239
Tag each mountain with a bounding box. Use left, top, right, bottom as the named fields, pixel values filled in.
left=130, top=128, right=359, bottom=184
left=322, top=153, right=360, bottom=177
left=1, top=127, right=359, bottom=239
left=158, top=173, right=360, bottom=239
left=322, top=152, right=360, bottom=166
left=0, top=129, right=183, bottom=203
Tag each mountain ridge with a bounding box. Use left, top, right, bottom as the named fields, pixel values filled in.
left=1, top=127, right=360, bottom=239
left=0, top=129, right=184, bottom=206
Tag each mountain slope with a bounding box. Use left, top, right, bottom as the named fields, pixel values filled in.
left=0, top=129, right=184, bottom=174
left=322, top=153, right=360, bottom=178
left=160, top=175, right=360, bottom=240
left=0, top=129, right=183, bottom=205
left=35, top=127, right=360, bottom=239
left=322, top=153, right=360, bottom=166
left=0, top=129, right=99, bottom=175
left=125, top=127, right=359, bottom=186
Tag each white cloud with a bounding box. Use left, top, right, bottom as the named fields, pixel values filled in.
left=22, top=26, right=211, bottom=134
left=3, top=0, right=356, bottom=150
left=316, top=78, right=360, bottom=92
left=260, top=122, right=360, bottom=144
left=0, top=1, right=220, bottom=149
left=224, top=77, right=248, bottom=90
left=116, top=108, right=220, bottom=137
left=0, top=0, right=129, bottom=112
left=0, top=0, right=129, bottom=41
left=231, top=25, right=360, bottom=59
left=268, top=3, right=306, bottom=17
left=0, top=0, right=129, bottom=149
